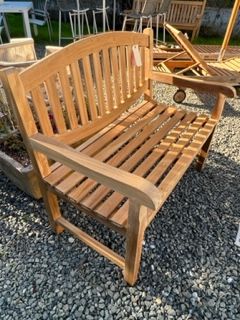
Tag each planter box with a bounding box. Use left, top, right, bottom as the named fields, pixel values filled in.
left=0, top=150, right=41, bottom=199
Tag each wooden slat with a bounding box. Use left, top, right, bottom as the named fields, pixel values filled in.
left=82, top=56, right=98, bottom=121
left=92, top=51, right=106, bottom=117
left=70, top=60, right=89, bottom=125
left=102, top=48, right=114, bottom=112
left=58, top=69, right=79, bottom=129
left=127, top=46, right=134, bottom=96
left=45, top=101, right=156, bottom=186
left=73, top=105, right=180, bottom=206
left=93, top=111, right=195, bottom=218
left=30, top=87, right=53, bottom=136
left=119, top=46, right=128, bottom=101
left=110, top=47, right=121, bottom=107
left=109, top=114, right=211, bottom=226
left=56, top=101, right=163, bottom=195
left=45, top=75, right=67, bottom=133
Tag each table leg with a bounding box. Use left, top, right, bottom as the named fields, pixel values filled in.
left=2, top=14, right=10, bottom=41
left=23, top=10, right=33, bottom=37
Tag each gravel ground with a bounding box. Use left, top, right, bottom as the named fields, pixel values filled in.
left=0, top=69, right=240, bottom=319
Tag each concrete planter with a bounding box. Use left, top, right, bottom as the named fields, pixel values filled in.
left=0, top=151, right=41, bottom=199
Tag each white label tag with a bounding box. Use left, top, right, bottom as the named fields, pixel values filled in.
left=132, top=45, right=142, bottom=67
left=235, top=224, right=240, bottom=247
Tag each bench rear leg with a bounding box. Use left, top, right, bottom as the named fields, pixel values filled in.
left=124, top=202, right=147, bottom=285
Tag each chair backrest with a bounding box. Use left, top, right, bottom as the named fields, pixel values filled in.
left=57, top=0, right=77, bottom=11
left=32, top=0, right=49, bottom=12
left=4, top=30, right=153, bottom=148
left=157, top=0, right=172, bottom=14
left=141, top=0, right=158, bottom=15
left=166, top=0, right=206, bottom=24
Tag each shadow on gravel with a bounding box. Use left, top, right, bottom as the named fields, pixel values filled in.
left=0, top=150, right=239, bottom=318
left=180, top=91, right=240, bottom=118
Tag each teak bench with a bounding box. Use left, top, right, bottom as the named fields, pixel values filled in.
left=124, top=0, right=207, bottom=41
left=2, top=29, right=236, bottom=285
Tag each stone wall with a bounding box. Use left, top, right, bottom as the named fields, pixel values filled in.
left=201, top=6, right=240, bottom=37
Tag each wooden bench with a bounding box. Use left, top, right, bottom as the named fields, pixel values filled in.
left=124, top=0, right=207, bottom=41
left=2, top=29, right=236, bottom=285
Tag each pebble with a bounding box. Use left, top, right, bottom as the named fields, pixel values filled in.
left=68, top=237, right=75, bottom=244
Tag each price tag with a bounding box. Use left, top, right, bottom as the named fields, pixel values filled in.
left=235, top=224, right=240, bottom=247
left=132, top=45, right=142, bottom=67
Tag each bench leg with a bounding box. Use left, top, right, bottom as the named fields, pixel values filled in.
left=124, top=202, right=147, bottom=285
left=42, top=187, right=64, bottom=234
left=196, top=131, right=214, bottom=171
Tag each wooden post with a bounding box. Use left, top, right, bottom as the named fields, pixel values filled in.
left=124, top=201, right=147, bottom=285
left=218, top=0, right=240, bottom=62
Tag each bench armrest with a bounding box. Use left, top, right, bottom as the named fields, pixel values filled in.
left=30, top=133, right=161, bottom=211
left=151, top=71, right=237, bottom=98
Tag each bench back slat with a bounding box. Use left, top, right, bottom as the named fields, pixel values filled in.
left=14, top=31, right=152, bottom=146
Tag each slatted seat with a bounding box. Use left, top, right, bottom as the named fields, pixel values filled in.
left=1, top=29, right=236, bottom=285
left=44, top=100, right=216, bottom=231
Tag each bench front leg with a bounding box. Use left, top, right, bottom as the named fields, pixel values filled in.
left=124, top=201, right=148, bottom=285
left=41, top=186, right=65, bottom=234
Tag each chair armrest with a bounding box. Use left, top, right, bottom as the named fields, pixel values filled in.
left=151, top=71, right=237, bottom=98
left=30, top=133, right=161, bottom=211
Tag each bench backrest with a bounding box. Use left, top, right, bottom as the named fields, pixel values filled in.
left=166, top=0, right=206, bottom=24
left=0, top=38, right=37, bottom=66
left=4, top=31, right=153, bottom=147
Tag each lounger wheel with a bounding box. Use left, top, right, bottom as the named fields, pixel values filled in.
left=173, top=89, right=186, bottom=104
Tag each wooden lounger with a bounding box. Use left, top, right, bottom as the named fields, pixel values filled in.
left=1, top=29, right=236, bottom=285
left=153, top=44, right=240, bottom=62
left=155, top=24, right=240, bottom=102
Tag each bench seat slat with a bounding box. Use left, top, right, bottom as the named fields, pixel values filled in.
left=43, top=104, right=216, bottom=229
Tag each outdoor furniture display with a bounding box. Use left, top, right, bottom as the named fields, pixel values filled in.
left=122, top=0, right=158, bottom=32
left=2, top=29, right=236, bottom=285
left=92, top=5, right=110, bottom=34
left=124, top=0, right=206, bottom=41
left=122, top=0, right=171, bottom=44
left=69, top=9, right=90, bottom=40
left=155, top=24, right=240, bottom=103
left=154, top=0, right=240, bottom=63
left=29, top=0, right=52, bottom=40
left=0, top=1, right=36, bottom=38
left=57, top=0, right=77, bottom=45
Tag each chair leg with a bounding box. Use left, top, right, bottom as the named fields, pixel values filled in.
left=124, top=202, right=147, bottom=285
left=133, top=19, right=138, bottom=32
left=122, top=16, right=127, bottom=31
left=41, top=188, right=64, bottom=234
left=84, top=12, right=91, bottom=35
left=58, top=10, right=62, bottom=46
left=93, top=11, right=98, bottom=34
